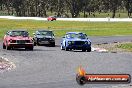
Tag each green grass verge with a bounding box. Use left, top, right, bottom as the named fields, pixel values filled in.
left=0, top=19, right=132, bottom=39
left=117, top=43, right=132, bottom=52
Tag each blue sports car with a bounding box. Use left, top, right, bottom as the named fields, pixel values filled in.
left=61, top=32, right=91, bottom=52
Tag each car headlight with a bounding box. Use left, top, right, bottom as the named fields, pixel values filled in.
left=37, top=38, right=41, bottom=41
left=9, top=39, right=17, bottom=43
left=85, top=41, right=88, bottom=44
left=71, top=41, right=74, bottom=44
left=50, top=38, right=55, bottom=40
left=88, top=41, right=91, bottom=44
left=68, top=41, right=72, bottom=45
left=30, top=39, right=33, bottom=43
left=85, top=41, right=91, bottom=45
left=9, top=39, right=13, bottom=43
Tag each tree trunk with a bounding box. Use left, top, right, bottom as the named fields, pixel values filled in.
left=84, top=10, right=86, bottom=17
left=83, top=6, right=86, bottom=17
left=6, top=0, right=10, bottom=15
left=11, top=6, right=14, bottom=15
left=112, top=8, right=116, bottom=18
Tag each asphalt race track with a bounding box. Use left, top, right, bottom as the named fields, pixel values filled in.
left=0, top=36, right=132, bottom=88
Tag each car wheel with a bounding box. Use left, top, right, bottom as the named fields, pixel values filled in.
left=64, top=42, right=69, bottom=51
left=29, top=47, right=34, bottom=50
left=3, top=43, right=6, bottom=49
left=87, top=47, right=91, bottom=52
left=51, top=43, right=55, bottom=47
left=82, top=49, right=86, bottom=52
left=34, top=42, right=36, bottom=46
left=69, top=49, right=72, bottom=51
left=65, top=47, right=69, bottom=51
left=26, top=46, right=33, bottom=50
left=37, top=43, right=40, bottom=46
left=61, top=45, right=64, bottom=50
left=36, top=40, right=40, bottom=46
left=6, top=41, right=11, bottom=50
left=6, top=45, right=11, bottom=50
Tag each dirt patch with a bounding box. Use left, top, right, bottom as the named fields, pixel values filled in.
left=111, top=85, right=132, bottom=88
left=0, top=57, right=16, bottom=72
left=93, top=42, right=132, bottom=53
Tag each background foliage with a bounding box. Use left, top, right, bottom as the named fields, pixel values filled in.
left=0, top=0, right=132, bottom=18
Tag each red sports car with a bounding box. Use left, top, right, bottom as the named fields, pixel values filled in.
left=3, top=30, right=34, bottom=50
left=47, top=16, right=56, bottom=21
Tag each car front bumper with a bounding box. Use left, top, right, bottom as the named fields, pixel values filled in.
left=38, top=40, right=55, bottom=45
left=8, top=43, right=33, bottom=48
left=66, top=45, right=91, bottom=50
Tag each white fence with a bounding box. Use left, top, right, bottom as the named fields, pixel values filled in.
left=0, top=16, right=132, bottom=22
left=0, top=16, right=47, bottom=20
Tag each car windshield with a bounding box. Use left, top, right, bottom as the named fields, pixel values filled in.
left=66, top=33, right=87, bottom=39
left=10, top=31, right=29, bottom=37
left=38, top=31, right=53, bottom=36
left=50, top=16, right=56, bottom=18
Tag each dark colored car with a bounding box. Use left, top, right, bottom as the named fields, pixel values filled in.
left=47, top=16, right=56, bottom=21
left=33, top=30, right=55, bottom=47
left=61, top=32, right=91, bottom=52
left=3, top=30, right=34, bottom=50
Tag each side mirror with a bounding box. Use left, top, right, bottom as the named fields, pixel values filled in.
left=53, top=34, right=55, bottom=36
left=33, top=33, right=35, bottom=35
left=62, top=36, right=65, bottom=38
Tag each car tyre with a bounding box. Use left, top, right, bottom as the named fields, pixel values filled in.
left=51, top=43, right=55, bottom=47
left=64, top=42, right=69, bottom=51
left=6, top=45, right=11, bottom=50
left=29, top=47, right=34, bottom=50
left=82, top=49, right=86, bottom=52
left=87, top=47, right=91, bottom=52
left=5, top=41, right=11, bottom=50
left=25, top=46, right=33, bottom=50
left=3, top=43, right=6, bottom=49
left=61, top=45, right=64, bottom=50
left=65, top=47, right=69, bottom=51
left=36, top=41, right=40, bottom=46
left=69, top=49, right=72, bottom=51
left=34, top=42, right=36, bottom=46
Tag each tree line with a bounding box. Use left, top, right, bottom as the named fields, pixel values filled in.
left=0, top=0, right=132, bottom=18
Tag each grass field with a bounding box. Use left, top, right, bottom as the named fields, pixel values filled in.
left=117, top=43, right=132, bottom=52
left=0, top=19, right=132, bottom=39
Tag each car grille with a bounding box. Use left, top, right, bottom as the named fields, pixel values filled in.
left=17, top=40, right=26, bottom=44
left=25, top=40, right=31, bottom=43
left=75, top=41, right=85, bottom=45
left=38, top=38, right=51, bottom=41
left=11, top=40, right=16, bottom=43
left=16, top=40, right=30, bottom=43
